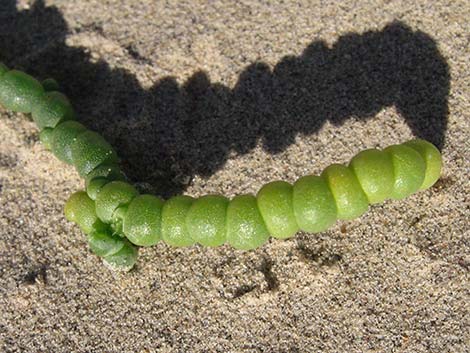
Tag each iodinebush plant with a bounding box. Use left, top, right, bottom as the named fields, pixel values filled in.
left=0, top=64, right=443, bottom=271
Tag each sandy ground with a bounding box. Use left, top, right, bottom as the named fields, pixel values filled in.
left=0, top=0, right=469, bottom=352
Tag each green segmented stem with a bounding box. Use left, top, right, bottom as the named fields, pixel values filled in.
left=348, top=149, right=394, bottom=204
left=161, top=195, right=195, bottom=247
left=95, top=181, right=138, bottom=226
left=0, top=70, right=44, bottom=112
left=64, top=190, right=138, bottom=269
left=71, top=130, right=119, bottom=177
left=39, top=127, right=54, bottom=150
left=257, top=181, right=298, bottom=239
left=404, top=140, right=442, bottom=190
left=185, top=195, right=229, bottom=247
left=322, top=164, right=369, bottom=220
left=0, top=64, right=443, bottom=271
left=84, top=163, right=126, bottom=200
left=384, top=144, right=426, bottom=200
left=88, top=230, right=126, bottom=257
left=123, top=194, right=164, bottom=246
left=64, top=191, right=107, bottom=234
left=51, top=120, right=87, bottom=164
left=226, top=194, right=270, bottom=250
left=31, top=90, right=75, bottom=130
left=292, top=175, right=337, bottom=233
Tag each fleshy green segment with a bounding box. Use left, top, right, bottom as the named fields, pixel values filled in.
left=349, top=149, right=395, bottom=204
left=39, top=127, right=54, bottom=150
left=0, top=70, right=44, bottom=113
left=161, top=195, right=195, bottom=247
left=292, top=175, right=337, bottom=232
left=51, top=120, right=87, bottom=164
left=404, top=139, right=442, bottom=190
left=85, top=164, right=126, bottom=187
left=86, top=177, right=110, bottom=201
left=186, top=195, right=229, bottom=247
left=95, top=181, right=138, bottom=224
left=85, top=163, right=126, bottom=200
left=226, top=194, right=270, bottom=250
left=322, top=164, right=369, bottom=220
left=71, top=130, right=119, bottom=177
left=123, top=194, right=164, bottom=246
left=31, top=91, right=75, bottom=130
left=384, top=144, right=426, bottom=200
left=103, top=241, right=138, bottom=271
left=64, top=191, right=106, bottom=234
left=65, top=191, right=137, bottom=271
left=88, top=230, right=125, bottom=257
left=256, top=181, right=298, bottom=239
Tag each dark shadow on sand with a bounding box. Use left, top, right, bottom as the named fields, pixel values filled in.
left=0, top=0, right=450, bottom=197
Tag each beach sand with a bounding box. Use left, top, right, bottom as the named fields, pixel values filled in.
left=0, top=0, right=469, bottom=352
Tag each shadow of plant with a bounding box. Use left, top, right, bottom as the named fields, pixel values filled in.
left=0, top=0, right=450, bottom=197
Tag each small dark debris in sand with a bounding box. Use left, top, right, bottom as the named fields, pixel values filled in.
left=297, top=244, right=343, bottom=267
left=0, top=152, right=18, bottom=168
left=23, top=265, right=48, bottom=285
left=432, top=176, right=456, bottom=191
left=259, top=256, right=279, bottom=292
left=232, top=284, right=257, bottom=299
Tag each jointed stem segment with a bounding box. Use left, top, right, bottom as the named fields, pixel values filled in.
left=0, top=63, right=443, bottom=271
